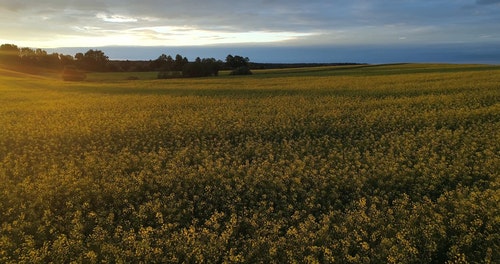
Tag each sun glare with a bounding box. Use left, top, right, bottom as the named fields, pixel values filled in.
left=130, top=26, right=314, bottom=45
left=2, top=25, right=314, bottom=49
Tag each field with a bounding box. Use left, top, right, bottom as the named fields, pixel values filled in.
left=1, top=64, right=499, bottom=263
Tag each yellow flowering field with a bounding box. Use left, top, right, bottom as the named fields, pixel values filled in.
left=1, top=64, right=499, bottom=263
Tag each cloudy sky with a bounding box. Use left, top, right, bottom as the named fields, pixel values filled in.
left=1, top=0, right=499, bottom=62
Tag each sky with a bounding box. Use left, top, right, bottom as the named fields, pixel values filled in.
left=1, top=0, right=500, bottom=63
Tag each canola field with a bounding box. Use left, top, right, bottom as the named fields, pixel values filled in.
left=0, top=64, right=499, bottom=263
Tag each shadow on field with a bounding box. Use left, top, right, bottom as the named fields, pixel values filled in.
left=64, top=84, right=481, bottom=99
left=253, top=64, right=500, bottom=78
left=66, top=85, right=331, bottom=97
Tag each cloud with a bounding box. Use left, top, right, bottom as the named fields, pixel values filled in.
left=97, top=13, right=138, bottom=23
left=1, top=0, right=499, bottom=48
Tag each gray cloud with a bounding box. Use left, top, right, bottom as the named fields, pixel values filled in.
left=1, top=0, right=499, bottom=47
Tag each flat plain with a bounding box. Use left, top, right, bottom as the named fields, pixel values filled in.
left=1, top=64, right=499, bottom=263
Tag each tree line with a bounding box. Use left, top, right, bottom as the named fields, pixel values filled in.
left=0, top=44, right=251, bottom=79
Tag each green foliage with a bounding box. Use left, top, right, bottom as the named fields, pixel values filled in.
left=0, top=64, right=499, bottom=263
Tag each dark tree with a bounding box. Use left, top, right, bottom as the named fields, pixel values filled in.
left=165, top=55, right=174, bottom=70
left=41, top=53, right=62, bottom=69
left=182, top=58, right=220, bottom=78
left=226, top=54, right=252, bottom=75
left=0, top=44, right=20, bottom=65
left=76, top=49, right=109, bottom=71
left=75, top=53, right=84, bottom=61
left=173, top=54, right=188, bottom=71
left=152, top=54, right=175, bottom=71
left=19, top=47, right=36, bottom=65
left=226, top=54, right=249, bottom=69
left=59, top=54, right=75, bottom=67
left=152, top=54, right=164, bottom=70
left=182, top=62, right=204, bottom=78
left=202, top=58, right=221, bottom=76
